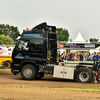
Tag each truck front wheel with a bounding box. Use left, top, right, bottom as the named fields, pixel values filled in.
left=21, top=64, right=36, bottom=80
left=76, top=69, right=92, bottom=83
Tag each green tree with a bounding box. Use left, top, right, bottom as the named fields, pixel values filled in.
left=0, top=34, right=12, bottom=45
left=0, top=24, right=19, bottom=41
left=89, top=38, right=100, bottom=47
left=89, top=38, right=99, bottom=42
left=56, top=28, right=69, bottom=41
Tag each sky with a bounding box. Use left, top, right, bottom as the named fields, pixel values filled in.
left=0, top=0, right=100, bottom=41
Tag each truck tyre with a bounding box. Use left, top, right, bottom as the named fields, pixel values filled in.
left=76, top=69, right=92, bottom=83
left=3, top=62, right=11, bottom=69
left=21, top=64, right=36, bottom=80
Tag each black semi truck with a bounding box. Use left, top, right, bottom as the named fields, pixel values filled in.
left=11, top=22, right=100, bottom=83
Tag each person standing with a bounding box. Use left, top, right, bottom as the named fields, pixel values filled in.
left=62, top=51, right=66, bottom=60
left=79, top=52, right=83, bottom=61
left=65, top=52, right=68, bottom=61
left=92, top=53, right=98, bottom=60
left=86, top=53, right=90, bottom=61
left=69, top=51, right=73, bottom=61
left=89, top=52, right=94, bottom=60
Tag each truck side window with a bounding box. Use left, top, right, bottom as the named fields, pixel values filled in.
left=18, top=40, right=29, bottom=51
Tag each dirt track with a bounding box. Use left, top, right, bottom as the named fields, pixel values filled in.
left=0, top=69, right=100, bottom=100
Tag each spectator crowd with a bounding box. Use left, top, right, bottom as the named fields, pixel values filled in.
left=59, top=51, right=100, bottom=61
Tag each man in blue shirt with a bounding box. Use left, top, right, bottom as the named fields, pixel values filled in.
left=92, top=53, right=98, bottom=59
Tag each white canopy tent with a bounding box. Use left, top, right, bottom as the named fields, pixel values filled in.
left=58, top=32, right=96, bottom=55
left=72, top=32, right=90, bottom=43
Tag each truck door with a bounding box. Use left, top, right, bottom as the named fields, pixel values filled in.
left=30, top=39, right=47, bottom=62
left=15, top=39, right=30, bottom=60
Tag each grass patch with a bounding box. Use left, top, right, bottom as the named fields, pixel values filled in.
left=59, top=86, right=100, bottom=91
left=0, top=83, right=100, bottom=91
left=44, top=86, right=100, bottom=91
left=0, top=65, right=3, bottom=69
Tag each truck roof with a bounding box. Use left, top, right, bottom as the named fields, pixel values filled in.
left=32, top=22, right=56, bottom=32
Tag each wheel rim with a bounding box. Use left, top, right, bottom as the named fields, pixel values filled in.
left=79, top=71, right=89, bottom=82
left=5, top=63, right=9, bottom=67
left=4, top=62, right=10, bottom=68
left=23, top=68, right=32, bottom=78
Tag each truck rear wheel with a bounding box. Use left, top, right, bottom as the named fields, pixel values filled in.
left=21, top=64, right=36, bottom=80
left=76, top=69, right=92, bottom=83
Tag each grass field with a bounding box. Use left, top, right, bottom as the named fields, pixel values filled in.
left=0, top=69, right=100, bottom=100
left=0, top=84, right=100, bottom=100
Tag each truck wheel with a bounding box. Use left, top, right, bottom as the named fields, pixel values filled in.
left=21, top=64, right=36, bottom=80
left=3, top=62, right=11, bottom=69
left=76, top=69, right=92, bottom=83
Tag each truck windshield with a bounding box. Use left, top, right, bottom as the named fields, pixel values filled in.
left=18, top=40, right=29, bottom=51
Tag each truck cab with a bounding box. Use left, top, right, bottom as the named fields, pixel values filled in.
left=11, top=22, right=57, bottom=79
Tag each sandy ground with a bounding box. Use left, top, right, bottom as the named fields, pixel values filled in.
left=0, top=69, right=100, bottom=100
